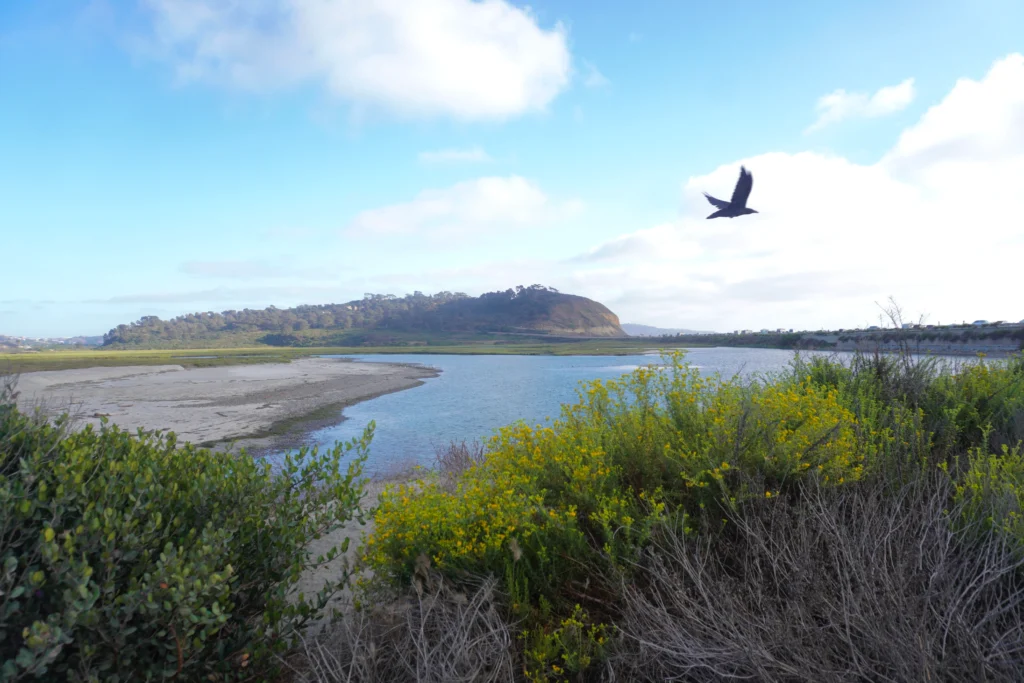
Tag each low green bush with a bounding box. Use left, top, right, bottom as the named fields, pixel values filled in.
left=0, top=388, right=371, bottom=682
left=955, top=442, right=1024, bottom=546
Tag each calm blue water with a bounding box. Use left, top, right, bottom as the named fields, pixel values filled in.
left=289, top=347, right=846, bottom=476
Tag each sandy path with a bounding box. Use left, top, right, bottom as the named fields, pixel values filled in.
left=13, top=357, right=438, bottom=452
left=291, top=479, right=391, bottom=631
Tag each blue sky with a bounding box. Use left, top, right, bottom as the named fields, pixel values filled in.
left=2, top=0, right=1023, bottom=337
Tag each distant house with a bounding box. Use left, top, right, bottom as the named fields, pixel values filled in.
left=868, top=325, right=880, bottom=330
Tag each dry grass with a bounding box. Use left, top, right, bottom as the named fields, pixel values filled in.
left=609, top=469, right=1024, bottom=683
left=288, top=564, right=516, bottom=683
left=433, top=439, right=488, bottom=492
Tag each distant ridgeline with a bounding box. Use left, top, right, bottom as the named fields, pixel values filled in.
left=102, top=285, right=627, bottom=348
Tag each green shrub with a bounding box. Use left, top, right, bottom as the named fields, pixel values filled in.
left=521, top=605, right=610, bottom=682
left=0, top=394, right=371, bottom=682
left=955, top=442, right=1024, bottom=547
left=926, top=356, right=1024, bottom=455
left=792, top=351, right=1024, bottom=469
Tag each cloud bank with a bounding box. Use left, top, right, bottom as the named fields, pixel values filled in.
left=141, top=0, right=572, bottom=120
left=569, top=54, right=1024, bottom=330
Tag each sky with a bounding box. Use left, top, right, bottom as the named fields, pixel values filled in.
left=2, top=0, right=1023, bottom=337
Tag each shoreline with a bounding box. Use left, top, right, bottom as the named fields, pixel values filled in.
left=237, top=360, right=443, bottom=457
left=12, top=357, right=440, bottom=455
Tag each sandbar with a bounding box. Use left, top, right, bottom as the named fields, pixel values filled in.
left=13, top=357, right=439, bottom=453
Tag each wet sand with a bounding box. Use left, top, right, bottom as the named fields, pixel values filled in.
left=13, top=357, right=439, bottom=453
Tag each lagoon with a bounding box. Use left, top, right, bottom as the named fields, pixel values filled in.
left=296, top=347, right=847, bottom=476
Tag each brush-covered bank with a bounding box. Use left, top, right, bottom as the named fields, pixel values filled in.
left=3, top=350, right=1024, bottom=682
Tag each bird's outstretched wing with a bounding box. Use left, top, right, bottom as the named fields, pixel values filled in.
left=730, top=166, right=753, bottom=207
left=703, top=192, right=729, bottom=209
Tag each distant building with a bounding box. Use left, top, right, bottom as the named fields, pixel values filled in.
left=972, top=320, right=989, bottom=327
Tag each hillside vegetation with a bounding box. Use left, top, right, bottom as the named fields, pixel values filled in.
left=4, top=350, right=1024, bottom=681
left=101, top=285, right=626, bottom=349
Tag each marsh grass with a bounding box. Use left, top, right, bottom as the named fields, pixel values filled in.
left=0, top=341, right=679, bottom=374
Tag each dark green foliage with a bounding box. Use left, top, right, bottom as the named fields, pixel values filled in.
left=0, top=382, right=371, bottom=682
left=102, top=285, right=625, bottom=348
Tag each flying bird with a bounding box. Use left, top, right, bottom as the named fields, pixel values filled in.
left=703, top=166, right=758, bottom=219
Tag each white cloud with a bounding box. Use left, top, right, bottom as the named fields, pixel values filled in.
left=582, top=61, right=609, bottom=88
left=559, top=54, right=1024, bottom=331
left=418, top=146, right=493, bottom=164
left=141, top=0, right=572, bottom=120
left=807, top=77, right=916, bottom=132
left=883, top=54, right=1024, bottom=175
left=347, top=175, right=583, bottom=239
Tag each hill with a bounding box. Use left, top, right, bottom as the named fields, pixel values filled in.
left=102, top=285, right=626, bottom=348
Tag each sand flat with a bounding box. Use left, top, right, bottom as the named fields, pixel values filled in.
left=14, top=357, right=438, bottom=451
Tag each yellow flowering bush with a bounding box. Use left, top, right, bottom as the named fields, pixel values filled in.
left=366, top=352, right=869, bottom=615
left=359, top=351, right=1024, bottom=679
